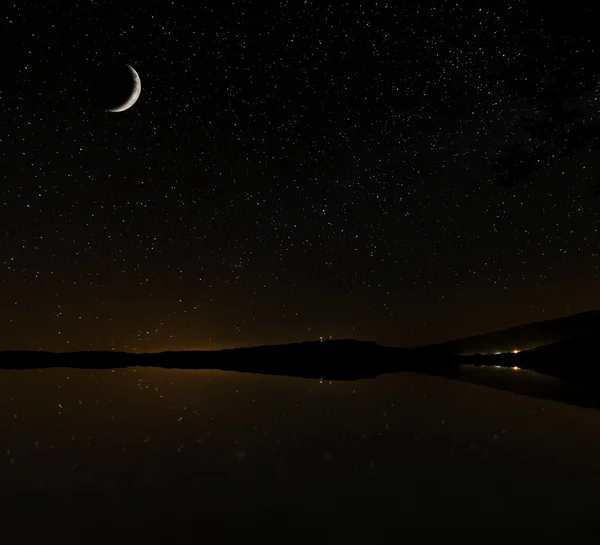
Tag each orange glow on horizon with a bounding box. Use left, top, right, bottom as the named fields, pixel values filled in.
left=153, top=344, right=231, bottom=353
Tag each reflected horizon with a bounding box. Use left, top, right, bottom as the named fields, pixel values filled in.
left=4, top=365, right=600, bottom=535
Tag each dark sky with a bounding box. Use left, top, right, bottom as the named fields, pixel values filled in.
left=2, top=1, right=600, bottom=352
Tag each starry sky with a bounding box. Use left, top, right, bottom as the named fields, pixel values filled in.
left=2, top=1, right=600, bottom=352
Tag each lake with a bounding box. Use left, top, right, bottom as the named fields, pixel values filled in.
left=2, top=365, right=600, bottom=541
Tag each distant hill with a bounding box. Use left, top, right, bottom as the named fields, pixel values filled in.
left=456, top=332, right=599, bottom=386
left=2, top=322, right=598, bottom=384
left=524, top=333, right=597, bottom=357
left=515, top=332, right=599, bottom=381
left=417, top=310, right=600, bottom=356
left=0, top=339, right=417, bottom=379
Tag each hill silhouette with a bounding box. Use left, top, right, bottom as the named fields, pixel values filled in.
left=512, top=332, right=598, bottom=382
left=0, top=339, right=420, bottom=379
left=1, top=314, right=599, bottom=386
left=445, top=331, right=597, bottom=385
left=417, top=310, right=600, bottom=356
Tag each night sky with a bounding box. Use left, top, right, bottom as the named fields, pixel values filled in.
left=3, top=1, right=600, bottom=352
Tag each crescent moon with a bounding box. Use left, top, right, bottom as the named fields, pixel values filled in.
left=107, top=64, right=141, bottom=113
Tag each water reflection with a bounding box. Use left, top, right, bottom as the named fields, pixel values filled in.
left=2, top=366, right=600, bottom=536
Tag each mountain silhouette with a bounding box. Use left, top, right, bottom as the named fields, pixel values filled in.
left=2, top=313, right=599, bottom=385
left=417, top=310, right=600, bottom=356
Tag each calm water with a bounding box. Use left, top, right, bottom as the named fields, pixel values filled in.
left=1, top=365, right=600, bottom=540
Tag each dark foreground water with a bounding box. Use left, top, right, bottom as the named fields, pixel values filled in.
left=1, top=365, right=600, bottom=542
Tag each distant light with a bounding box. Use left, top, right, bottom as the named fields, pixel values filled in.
left=512, top=349, right=520, bottom=354
left=494, top=352, right=501, bottom=355
left=512, top=366, right=520, bottom=371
